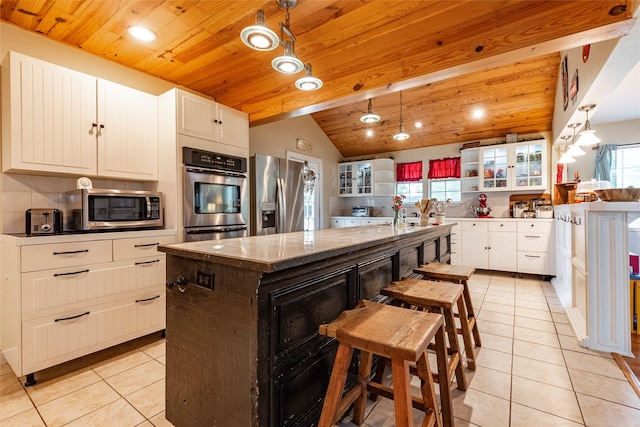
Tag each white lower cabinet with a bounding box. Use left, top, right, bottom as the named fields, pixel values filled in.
left=449, top=223, right=462, bottom=265
left=461, top=220, right=517, bottom=271
left=1, top=232, right=175, bottom=380
left=516, top=220, right=554, bottom=275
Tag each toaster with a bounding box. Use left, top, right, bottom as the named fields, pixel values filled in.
left=352, top=206, right=373, bottom=217
left=26, top=208, right=63, bottom=235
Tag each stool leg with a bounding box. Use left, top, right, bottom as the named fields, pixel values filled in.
left=415, top=352, right=442, bottom=427
left=319, top=343, right=354, bottom=427
left=391, top=357, right=415, bottom=427
left=434, top=324, right=453, bottom=427
left=457, top=292, right=477, bottom=371
left=442, top=306, right=467, bottom=390
left=353, top=350, right=373, bottom=425
left=461, top=279, right=481, bottom=347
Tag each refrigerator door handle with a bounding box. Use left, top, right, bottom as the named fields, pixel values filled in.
left=276, top=177, right=285, bottom=233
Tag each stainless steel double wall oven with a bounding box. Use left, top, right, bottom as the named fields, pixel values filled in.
left=182, top=147, right=248, bottom=241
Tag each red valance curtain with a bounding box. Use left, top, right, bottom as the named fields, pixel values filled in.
left=396, top=161, right=422, bottom=182
left=427, top=157, right=461, bottom=179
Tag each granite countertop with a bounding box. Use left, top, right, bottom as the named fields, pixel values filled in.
left=2, top=228, right=178, bottom=246
left=158, top=223, right=453, bottom=273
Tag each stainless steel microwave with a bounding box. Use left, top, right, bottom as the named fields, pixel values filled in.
left=66, top=189, right=163, bottom=231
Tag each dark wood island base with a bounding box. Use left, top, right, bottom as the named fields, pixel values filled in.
left=158, top=224, right=453, bottom=427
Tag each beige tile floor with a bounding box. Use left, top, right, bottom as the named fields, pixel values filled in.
left=1, top=271, right=640, bottom=426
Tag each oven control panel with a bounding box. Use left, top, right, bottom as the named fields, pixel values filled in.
left=183, top=147, right=247, bottom=173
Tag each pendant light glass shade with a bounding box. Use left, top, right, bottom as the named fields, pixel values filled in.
left=272, top=40, right=304, bottom=73
left=360, top=99, right=381, bottom=123
left=558, top=152, right=576, bottom=164
left=565, top=122, right=585, bottom=156
left=393, top=92, right=409, bottom=140
left=240, top=10, right=279, bottom=51
left=576, top=104, right=601, bottom=146
left=295, top=63, right=323, bottom=90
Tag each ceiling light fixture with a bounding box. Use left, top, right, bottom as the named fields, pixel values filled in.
left=558, top=135, right=576, bottom=164
left=415, top=122, right=423, bottom=129
left=295, top=63, right=323, bottom=91
left=127, top=26, right=157, bottom=42
left=472, top=108, right=485, bottom=119
left=565, top=122, right=585, bottom=157
left=360, top=99, right=381, bottom=123
left=576, top=104, right=601, bottom=146
left=272, top=40, right=304, bottom=73
left=240, top=10, right=279, bottom=50
left=393, top=91, right=410, bottom=141
left=240, top=0, right=322, bottom=90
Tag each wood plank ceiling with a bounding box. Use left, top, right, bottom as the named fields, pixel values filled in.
left=1, top=1, right=636, bottom=157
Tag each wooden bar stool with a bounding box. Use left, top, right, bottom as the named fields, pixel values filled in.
left=414, top=263, right=481, bottom=348
left=318, top=300, right=450, bottom=427
left=381, top=277, right=471, bottom=386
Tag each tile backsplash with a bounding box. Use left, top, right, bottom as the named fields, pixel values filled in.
left=1, top=173, right=153, bottom=234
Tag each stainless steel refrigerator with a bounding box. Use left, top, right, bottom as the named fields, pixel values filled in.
left=250, top=154, right=305, bottom=235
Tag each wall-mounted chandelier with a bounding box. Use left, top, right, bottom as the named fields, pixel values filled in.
left=240, top=0, right=323, bottom=91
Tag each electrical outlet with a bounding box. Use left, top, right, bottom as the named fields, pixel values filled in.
left=195, top=271, right=214, bottom=290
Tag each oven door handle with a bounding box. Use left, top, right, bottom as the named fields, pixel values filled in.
left=186, top=226, right=247, bottom=234
left=276, top=178, right=285, bottom=233
left=185, top=167, right=246, bottom=178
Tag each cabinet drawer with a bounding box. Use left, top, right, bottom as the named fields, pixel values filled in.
left=518, top=232, right=552, bottom=253
left=343, top=218, right=362, bottom=227
left=517, top=220, right=553, bottom=233
left=21, top=240, right=112, bottom=272
left=113, top=235, right=176, bottom=261
left=488, top=221, right=517, bottom=232
left=461, top=221, right=488, bottom=231
left=22, top=292, right=165, bottom=374
left=22, top=257, right=166, bottom=320
left=517, top=252, right=549, bottom=275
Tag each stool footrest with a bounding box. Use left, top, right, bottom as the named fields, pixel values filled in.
left=367, top=382, right=427, bottom=413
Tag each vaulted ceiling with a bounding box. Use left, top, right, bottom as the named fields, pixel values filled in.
left=1, top=1, right=637, bottom=157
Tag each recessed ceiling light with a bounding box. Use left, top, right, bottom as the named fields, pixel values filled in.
left=472, top=108, right=485, bottom=119
left=128, top=26, right=157, bottom=42
left=415, top=121, right=423, bottom=128
left=366, top=129, right=374, bottom=137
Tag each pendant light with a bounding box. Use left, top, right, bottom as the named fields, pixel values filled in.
left=240, top=0, right=322, bottom=90
left=360, top=99, right=381, bottom=123
left=240, top=10, right=279, bottom=51
left=393, top=92, right=410, bottom=141
left=565, top=122, right=585, bottom=157
left=576, top=104, right=601, bottom=146
left=558, top=135, right=576, bottom=164
left=295, top=63, right=323, bottom=91
left=272, top=40, right=304, bottom=74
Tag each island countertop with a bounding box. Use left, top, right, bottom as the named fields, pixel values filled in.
left=158, top=223, right=453, bottom=273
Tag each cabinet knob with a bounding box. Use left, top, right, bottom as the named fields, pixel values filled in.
left=99, top=124, right=105, bottom=129
left=91, top=123, right=98, bottom=128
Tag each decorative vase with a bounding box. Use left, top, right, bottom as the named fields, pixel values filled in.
left=392, top=211, right=399, bottom=228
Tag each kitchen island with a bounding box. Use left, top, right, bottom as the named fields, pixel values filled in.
left=158, top=224, right=453, bottom=427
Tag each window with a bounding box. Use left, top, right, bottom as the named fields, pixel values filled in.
left=396, top=181, right=423, bottom=203
left=396, top=162, right=423, bottom=203
left=614, top=145, right=640, bottom=187
left=430, top=179, right=461, bottom=202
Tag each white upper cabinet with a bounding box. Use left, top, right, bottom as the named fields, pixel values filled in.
left=2, top=51, right=97, bottom=175
left=1, top=52, right=159, bottom=180
left=479, top=139, right=548, bottom=192
left=97, top=79, right=158, bottom=180
left=177, top=90, right=248, bottom=149
left=338, top=159, right=394, bottom=197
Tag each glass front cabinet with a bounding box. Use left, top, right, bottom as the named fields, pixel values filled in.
left=338, top=163, right=355, bottom=196
left=338, top=160, right=393, bottom=197
left=479, top=139, right=547, bottom=192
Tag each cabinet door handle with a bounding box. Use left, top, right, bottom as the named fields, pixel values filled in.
left=54, top=269, right=89, bottom=277
left=134, top=242, right=160, bottom=248
left=524, top=235, right=541, bottom=238
left=135, top=259, right=160, bottom=266
left=525, top=255, right=541, bottom=258
left=499, top=224, right=504, bottom=227
left=55, top=311, right=90, bottom=322
left=135, top=295, right=160, bottom=303
left=53, top=249, right=89, bottom=255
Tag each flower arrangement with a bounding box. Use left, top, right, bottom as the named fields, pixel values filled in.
left=391, top=194, right=406, bottom=227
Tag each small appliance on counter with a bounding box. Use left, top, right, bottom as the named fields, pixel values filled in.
left=351, top=206, right=373, bottom=217
left=471, top=193, right=492, bottom=218
left=512, top=201, right=529, bottom=218
left=535, top=204, right=554, bottom=218
left=25, top=208, right=62, bottom=235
